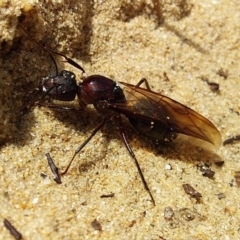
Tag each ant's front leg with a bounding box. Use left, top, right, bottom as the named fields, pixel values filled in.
left=37, top=102, right=84, bottom=113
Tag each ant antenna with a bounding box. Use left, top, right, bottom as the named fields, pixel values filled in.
left=19, top=25, right=85, bottom=74
left=19, top=25, right=60, bottom=75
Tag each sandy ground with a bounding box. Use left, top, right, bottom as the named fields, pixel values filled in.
left=1, top=0, right=240, bottom=239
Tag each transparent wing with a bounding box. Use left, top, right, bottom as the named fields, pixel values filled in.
left=108, top=82, right=221, bottom=147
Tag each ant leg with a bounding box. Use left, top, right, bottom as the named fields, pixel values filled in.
left=37, top=102, right=83, bottom=112
left=114, top=115, right=156, bottom=206
left=135, top=78, right=152, bottom=90
left=61, top=118, right=108, bottom=175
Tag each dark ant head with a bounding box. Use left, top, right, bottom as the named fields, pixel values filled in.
left=40, top=70, right=78, bottom=101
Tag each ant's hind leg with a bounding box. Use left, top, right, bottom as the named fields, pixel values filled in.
left=114, top=115, right=156, bottom=206
left=135, top=78, right=152, bottom=90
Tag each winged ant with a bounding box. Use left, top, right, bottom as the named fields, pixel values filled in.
left=20, top=27, right=221, bottom=206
